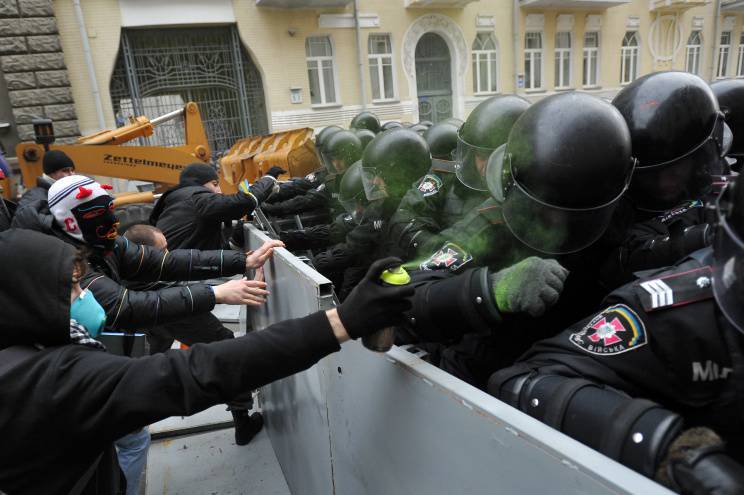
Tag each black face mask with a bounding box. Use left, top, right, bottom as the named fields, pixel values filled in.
left=71, top=195, right=119, bottom=252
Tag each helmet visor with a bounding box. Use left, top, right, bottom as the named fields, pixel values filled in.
left=629, top=141, right=715, bottom=212
left=484, top=144, right=509, bottom=202
left=454, top=135, right=493, bottom=191
left=722, top=122, right=734, bottom=158
left=713, top=192, right=744, bottom=334
left=321, top=149, right=353, bottom=176
left=360, top=167, right=389, bottom=202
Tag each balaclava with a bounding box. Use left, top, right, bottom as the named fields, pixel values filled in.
left=48, top=175, right=118, bottom=252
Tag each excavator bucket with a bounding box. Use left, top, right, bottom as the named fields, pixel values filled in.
left=218, top=128, right=320, bottom=193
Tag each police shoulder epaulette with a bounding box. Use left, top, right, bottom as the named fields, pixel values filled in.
left=430, top=159, right=456, bottom=174
left=634, top=265, right=713, bottom=312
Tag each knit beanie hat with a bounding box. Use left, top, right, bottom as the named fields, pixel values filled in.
left=43, top=150, right=75, bottom=175
left=179, top=163, right=219, bottom=187
left=48, top=175, right=118, bottom=251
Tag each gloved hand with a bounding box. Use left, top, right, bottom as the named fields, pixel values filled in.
left=248, top=176, right=278, bottom=204
left=337, top=257, right=414, bottom=339
left=489, top=257, right=569, bottom=317
left=656, top=427, right=744, bottom=495
left=266, top=166, right=287, bottom=179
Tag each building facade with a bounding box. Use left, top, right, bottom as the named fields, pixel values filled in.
left=2, top=0, right=744, bottom=157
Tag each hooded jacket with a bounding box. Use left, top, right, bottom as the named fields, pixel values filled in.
left=11, top=200, right=247, bottom=330
left=150, top=184, right=258, bottom=250
left=0, top=228, right=341, bottom=495
left=17, top=176, right=53, bottom=209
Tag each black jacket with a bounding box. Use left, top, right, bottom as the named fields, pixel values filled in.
left=150, top=184, right=258, bottom=250
left=490, top=249, right=744, bottom=460
left=0, top=228, right=341, bottom=495
left=17, top=176, right=53, bottom=209
left=11, top=200, right=247, bottom=330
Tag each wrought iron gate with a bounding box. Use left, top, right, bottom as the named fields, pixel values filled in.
left=415, top=32, right=452, bottom=124
left=110, top=26, right=268, bottom=156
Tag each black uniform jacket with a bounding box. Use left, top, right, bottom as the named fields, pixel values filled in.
left=491, top=249, right=744, bottom=459
left=150, top=184, right=258, bottom=250
left=0, top=229, right=340, bottom=495
left=11, top=200, right=247, bottom=330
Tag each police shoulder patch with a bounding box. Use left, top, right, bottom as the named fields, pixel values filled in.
left=418, top=174, right=443, bottom=197
left=569, top=304, right=647, bottom=356
left=657, top=200, right=703, bottom=224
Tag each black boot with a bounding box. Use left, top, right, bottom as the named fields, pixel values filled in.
left=232, top=410, right=264, bottom=446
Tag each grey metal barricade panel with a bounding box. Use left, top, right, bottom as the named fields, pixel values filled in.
left=246, top=224, right=672, bottom=495
left=246, top=225, right=336, bottom=495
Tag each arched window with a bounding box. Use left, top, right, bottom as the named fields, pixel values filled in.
left=620, top=31, right=639, bottom=85
left=472, top=32, right=499, bottom=94
left=306, top=36, right=338, bottom=105
left=737, top=33, right=744, bottom=77
left=686, top=31, right=702, bottom=75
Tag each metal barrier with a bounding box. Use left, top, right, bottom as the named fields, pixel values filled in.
left=246, top=224, right=672, bottom=495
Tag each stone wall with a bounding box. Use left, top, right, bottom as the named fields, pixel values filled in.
left=0, top=0, right=79, bottom=144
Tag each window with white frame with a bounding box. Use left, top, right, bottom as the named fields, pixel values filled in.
left=306, top=36, right=337, bottom=105
left=472, top=32, right=499, bottom=94
left=368, top=34, right=395, bottom=101
left=620, top=31, right=639, bottom=85
left=524, top=32, right=543, bottom=90
left=737, top=32, right=744, bottom=77
left=583, top=32, right=599, bottom=87
left=686, top=30, right=702, bottom=75
left=717, top=31, right=731, bottom=79
left=555, top=32, right=572, bottom=89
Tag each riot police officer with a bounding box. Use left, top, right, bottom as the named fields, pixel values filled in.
left=600, top=72, right=727, bottom=289
left=711, top=78, right=744, bottom=173
left=398, top=92, right=635, bottom=388
left=384, top=95, right=530, bottom=262
left=264, top=125, right=342, bottom=204
left=262, top=130, right=362, bottom=220
left=487, top=177, right=744, bottom=494
left=350, top=111, right=381, bottom=134
left=354, top=128, right=376, bottom=150
left=313, top=129, right=431, bottom=298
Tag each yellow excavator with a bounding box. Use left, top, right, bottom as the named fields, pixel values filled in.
left=10, top=102, right=320, bottom=228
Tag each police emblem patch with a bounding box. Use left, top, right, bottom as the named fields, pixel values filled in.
left=417, top=174, right=443, bottom=197
left=419, top=241, right=473, bottom=272
left=569, top=304, right=647, bottom=356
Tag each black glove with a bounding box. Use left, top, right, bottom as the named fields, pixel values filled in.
left=266, top=166, right=287, bottom=179
left=337, top=257, right=414, bottom=339
left=657, top=427, right=744, bottom=495
left=249, top=176, right=278, bottom=204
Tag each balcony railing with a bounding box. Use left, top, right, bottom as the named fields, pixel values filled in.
left=520, top=0, right=630, bottom=8
left=405, top=0, right=478, bottom=7
left=256, top=0, right=352, bottom=7
left=648, top=0, right=710, bottom=12
left=722, top=0, right=744, bottom=12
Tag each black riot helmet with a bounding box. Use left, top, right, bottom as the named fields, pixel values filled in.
left=713, top=178, right=744, bottom=333
left=315, top=126, right=343, bottom=154
left=711, top=79, right=744, bottom=159
left=350, top=111, right=381, bottom=134
left=613, top=71, right=724, bottom=212
left=486, top=92, right=634, bottom=255
left=409, top=123, right=429, bottom=136
left=338, top=160, right=369, bottom=224
left=321, top=130, right=363, bottom=176
left=424, top=122, right=459, bottom=160
left=381, top=121, right=403, bottom=131
left=359, top=128, right=431, bottom=208
left=456, top=95, right=530, bottom=191
left=354, top=128, right=376, bottom=151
